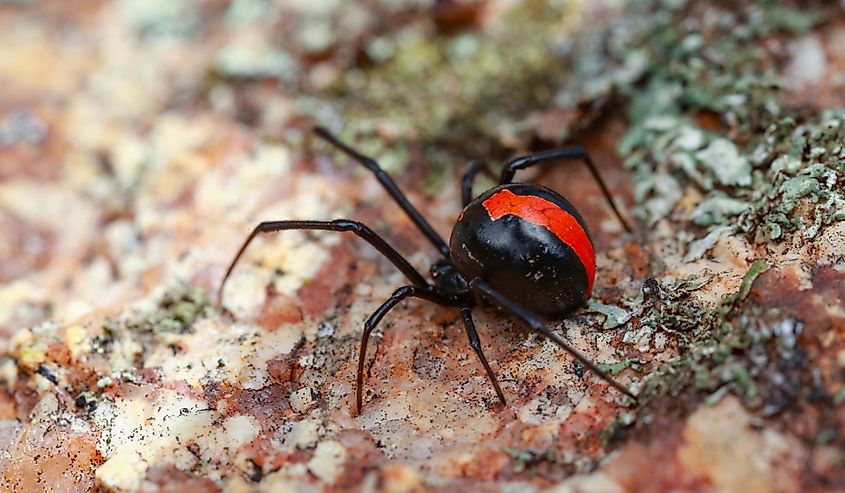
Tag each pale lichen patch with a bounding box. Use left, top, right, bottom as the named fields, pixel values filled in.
left=93, top=388, right=216, bottom=491
left=143, top=318, right=301, bottom=390
left=282, top=418, right=322, bottom=450
left=223, top=415, right=260, bottom=450
left=307, top=440, right=347, bottom=484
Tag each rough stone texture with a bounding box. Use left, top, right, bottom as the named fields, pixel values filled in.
left=1, top=1, right=844, bottom=492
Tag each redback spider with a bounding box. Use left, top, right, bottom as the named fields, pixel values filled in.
left=218, top=126, right=638, bottom=414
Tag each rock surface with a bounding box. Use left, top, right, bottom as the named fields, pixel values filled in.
left=1, top=1, right=844, bottom=492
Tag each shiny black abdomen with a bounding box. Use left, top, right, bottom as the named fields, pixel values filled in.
left=449, top=184, right=594, bottom=317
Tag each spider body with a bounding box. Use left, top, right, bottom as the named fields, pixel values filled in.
left=218, top=127, right=637, bottom=415
left=450, top=183, right=594, bottom=317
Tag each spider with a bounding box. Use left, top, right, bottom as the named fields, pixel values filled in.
left=218, top=127, right=637, bottom=414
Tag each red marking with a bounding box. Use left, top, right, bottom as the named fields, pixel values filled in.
left=482, top=189, right=595, bottom=296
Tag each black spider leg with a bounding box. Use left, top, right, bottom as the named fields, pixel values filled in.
left=499, top=147, right=633, bottom=233
left=460, top=160, right=496, bottom=207
left=357, top=285, right=456, bottom=414
left=314, top=127, right=451, bottom=257
left=461, top=307, right=506, bottom=404
left=469, top=278, right=638, bottom=401
left=217, top=219, right=430, bottom=304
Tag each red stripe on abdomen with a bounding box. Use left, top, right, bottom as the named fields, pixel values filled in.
left=482, top=189, right=595, bottom=296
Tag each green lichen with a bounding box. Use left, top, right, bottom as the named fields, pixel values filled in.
left=596, top=359, right=640, bottom=376
left=735, top=113, right=845, bottom=242
left=691, top=195, right=751, bottom=227
left=119, top=0, right=199, bottom=37
left=504, top=446, right=558, bottom=474
left=126, top=286, right=214, bottom=334
left=634, top=275, right=712, bottom=339
left=587, top=299, right=631, bottom=330
left=730, top=259, right=770, bottom=305
left=605, top=1, right=843, bottom=249
left=310, top=0, right=583, bottom=177
left=635, top=260, right=786, bottom=406
left=684, top=225, right=733, bottom=262
left=695, top=139, right=752, bottom=187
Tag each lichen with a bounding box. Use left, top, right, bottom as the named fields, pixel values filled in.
left=118, top=0, right=199, bottom=37
left=604, top=1, right=843, bottom=248
left=304, top=1, right=586, bottom=178
left=634, top=260, right=781, bottom=406
left=504, top=446, right=558, bottom=475
left=736, top=113, right=845, bottom=242
left=125, top=286, right=214, bottom=335
left=586, top=299, right=631, bottom=330
left=596, top=359, right=639, bottom=377
left=632, top=275, right=711, bottom=339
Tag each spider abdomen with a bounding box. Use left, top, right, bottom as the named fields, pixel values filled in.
left=449, top=183, right=595, bottom=317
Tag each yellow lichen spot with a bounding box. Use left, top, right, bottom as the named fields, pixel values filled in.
left=65, top=325, right=89, bottom=360
left=11, top=330, right=45, bottom=369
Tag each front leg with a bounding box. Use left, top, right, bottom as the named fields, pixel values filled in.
left=356, top=285, right=455, bottom=415
left=218, top=219, right=430, bottom=304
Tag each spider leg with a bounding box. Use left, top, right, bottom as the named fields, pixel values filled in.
left=357, top=285, right=455, bottom=415
left=460, top=307, right=506, bottom=405
left=499, top=147, right=632, bottom=233
left=314, top=127, right=451, bottom=257
left=460, top=160, right=496, bottom=207
left=218, top=219, right=429, bottom=304
left=469, top=278, right=638, bottom=401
